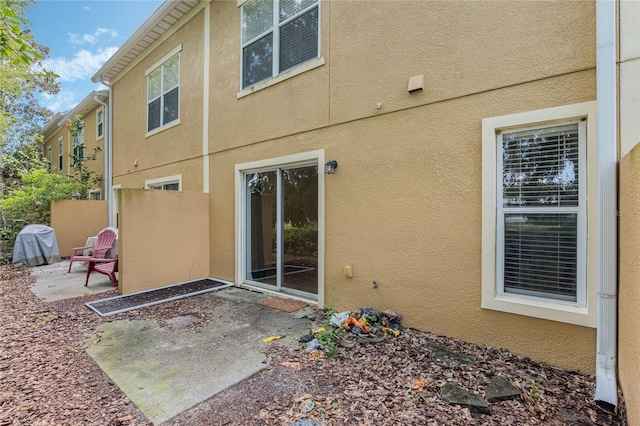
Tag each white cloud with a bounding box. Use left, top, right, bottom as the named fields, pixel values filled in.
left=40, top=88, right=79, bottom=114
left=44, top=47, right=119, bottom=83
left=69, top=28, right=118, bottom=46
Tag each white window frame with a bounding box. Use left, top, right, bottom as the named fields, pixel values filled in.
left=72, top=126, right=84, bottom=162
left=145, top=45, right=182, bottom=137
left=238, top=0, right=323, bottom=96
left=57, top=138, right=63, bottom=173
left=89, top=189, right=101, bottom=200
left=47, top=145, right=52, bottom=170
left=96, top=108, right=104, bottom=140
left=482, top=101, right=597, bottom=327
left=145, top=174, right=182, bottom=191
left=235, top=150, right=326, bottom=306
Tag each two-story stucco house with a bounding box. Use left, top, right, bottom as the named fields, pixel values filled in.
left=41, top=90, right=109, bottom=200
left=89, top=0, right=640, bottom=421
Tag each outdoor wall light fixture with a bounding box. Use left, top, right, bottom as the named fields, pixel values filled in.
left=325, top=160, right=338, bottom=174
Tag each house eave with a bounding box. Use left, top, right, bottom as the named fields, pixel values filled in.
left=91, top=0, right=201, bottom=84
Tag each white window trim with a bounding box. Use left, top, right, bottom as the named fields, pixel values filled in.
left=96, top=108, right=104, bottom=140
left=89, top=189, right=101, bottom=200
left=145, top=44, right=182, bottom=137
left=145, top=174, right=182, bottom=191
left=235, top=150, right=325, bottom=306
left=482, top=101, right=597, bottom=328
left=238, top=0, right=322, bottom=94
left=237, top=57, right=325, bottom=98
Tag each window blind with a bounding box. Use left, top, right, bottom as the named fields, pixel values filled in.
left=501, top=123, right=580, bottom=302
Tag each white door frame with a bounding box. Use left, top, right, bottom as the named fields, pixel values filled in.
left=235, top=150, right=325, bottom=305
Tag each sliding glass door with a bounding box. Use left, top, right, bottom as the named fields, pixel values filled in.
left=244, top=164, right=318, bottom=297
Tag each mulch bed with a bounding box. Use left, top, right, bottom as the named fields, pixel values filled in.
left=0, top=265, right=629, bottom=425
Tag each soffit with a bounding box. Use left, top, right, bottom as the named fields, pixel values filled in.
left=92, top=0, right=201, bottom=84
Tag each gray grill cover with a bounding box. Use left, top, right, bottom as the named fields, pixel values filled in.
left=12, top=225, right=62, bottom=267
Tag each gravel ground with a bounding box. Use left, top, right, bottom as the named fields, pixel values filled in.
left=0, top=265, right=628, bottom=425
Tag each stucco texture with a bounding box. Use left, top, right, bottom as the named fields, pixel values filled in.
left=50, top=200, right=108, bottom=257
left=111, top=10, right=204, bottom=191
left=208, top=71, right=597, bottom=374
left=203, top=0, right=598, bottom=373
left=118, top=189, right=209, bottom=294
left=110, top=0, right=599, bottom=373
left=619, top=146, right=640, bottom=425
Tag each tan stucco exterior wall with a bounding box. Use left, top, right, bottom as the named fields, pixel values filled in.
left=43, top=126, right=69, bottom=175
left=50, top=200, right=108, bottom=257
left=42, top=105, right=106, bottom=198
left=619, top=108, right=640, bottom=426
left=205, top=0, right=597, bottom=373
left=118, top=189, right=209, bottom=294
left=111, top=10, right=205, bottom=193
left=107, top=0, right=598, bottom=373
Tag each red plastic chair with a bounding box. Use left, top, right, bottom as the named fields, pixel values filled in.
left=85, top=257, right=118, bottom=287
left=68, top=228, right=117, bottom=272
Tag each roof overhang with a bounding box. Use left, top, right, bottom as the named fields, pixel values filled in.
left=92, top=0, right=201, bottom=85
left=40, top=90, right=109, bottom=138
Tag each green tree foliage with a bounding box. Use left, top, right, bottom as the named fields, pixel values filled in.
left=0, top=0, right=40, bottom=64
left=0, top=0, right=59, bottom=159
left=0, top=168, right=79, bottom=224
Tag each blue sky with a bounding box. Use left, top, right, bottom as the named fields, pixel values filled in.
left=27, top=0, right=163, bottom=113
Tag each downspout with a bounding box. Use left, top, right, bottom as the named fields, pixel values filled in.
left=93, top=91, right=109, bottom=199
left=97, top=78, right=114, bottom=228
left=594, top=0, right=618, bottom=411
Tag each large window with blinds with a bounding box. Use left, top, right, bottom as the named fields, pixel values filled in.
left=241, top=0, right=320, bottom=89
left=497, top=122, right=586, bottom=303
left=482, top=102, right=595, bottom=326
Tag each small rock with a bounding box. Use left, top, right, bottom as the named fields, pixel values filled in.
left=298, top=399, right=315, bottom=413
left=486, top=375, right=521, bottom=402
left=425, top=342, right=477, bottom=365
left=359, top=307, right=380, bottom=321
left=442, top=382, right=490, bottom=414
left=299, top=334, right=314, bottom=343
left=293, top=419, right=315, bottom=426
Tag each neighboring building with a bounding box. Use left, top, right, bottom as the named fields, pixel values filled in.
left=41, top=91, right=108, bottom=199
left=90, top=0, right=639, bottom=420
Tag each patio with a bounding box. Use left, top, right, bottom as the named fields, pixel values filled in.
left=18, top=260, right=315, bottom=424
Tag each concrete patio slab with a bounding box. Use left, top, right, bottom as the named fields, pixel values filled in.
left=83, top=287, right=314, bottom=425
left=29, top=262, right=315, bottom=424
left=30, top=260, right=116, bottom=301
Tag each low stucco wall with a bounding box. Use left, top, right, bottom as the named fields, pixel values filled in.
left=619, top=146, right=640, bottom=425
left=118, top=189, right=209, bottom=294
left=50, top=200, right=108, bottom=257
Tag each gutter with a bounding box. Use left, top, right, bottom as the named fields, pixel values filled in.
left=95, top=81, right=114, bottom=228
left=594, top=0, right=618, bottom=412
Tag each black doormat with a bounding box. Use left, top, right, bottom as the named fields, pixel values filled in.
left=85, top=278, right=234, bottom=317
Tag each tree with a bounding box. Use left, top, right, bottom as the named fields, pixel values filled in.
left=0, top=0, right=40, bottom=65
left=0, top=0, right=59, bottom=173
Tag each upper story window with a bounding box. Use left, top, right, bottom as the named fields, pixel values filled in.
left=146, top=49, right=180, bottom=133
left=72, top=126, right=84, bottom=165
left=241, top=0, right=320, bottom=89
left=47, top=146, right=52, bottom=170
left=58, top=138, right=63, bottom=172
left=97, top=109, right=104, bottom=139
